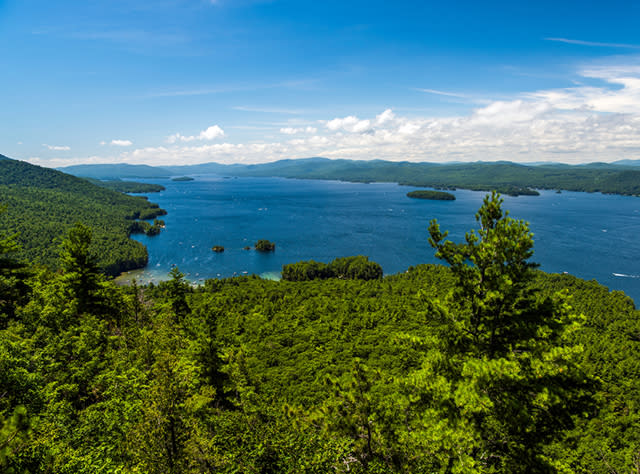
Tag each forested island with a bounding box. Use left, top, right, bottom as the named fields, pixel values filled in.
left=60, top=157, right=640, bottom=197
left=1, top=191, right=638, bottom=473
left=0, top=154, right=166, bottom=275
left=172, top=176, right=195, bottom=182
left=407, top=190, right=456, bottom=200
left=255, top=239, right=276, bottom=252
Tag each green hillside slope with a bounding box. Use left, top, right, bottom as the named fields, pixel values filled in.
left=0, top=155, right=166, bottom=275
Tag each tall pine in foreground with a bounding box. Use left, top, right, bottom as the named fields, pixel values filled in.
left=411, top=191, right=593, bottom=472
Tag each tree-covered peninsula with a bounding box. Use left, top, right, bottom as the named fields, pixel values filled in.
left=223, top=158, right=639, bottom=196
left=86, top=178, right=166, bottom=194
left=1, top=191, right=638, bottom=473
left=0, top=154, right=166, bottom=275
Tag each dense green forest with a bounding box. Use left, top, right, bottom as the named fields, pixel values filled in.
left=62, top=157, right=640, bottom=196
left=1, top=191, right=638, bottom=473
left=86, top=179, right=166, bottom=194
left=282, top=256, right=383, bottom=281
left=58, top=163, right=172, bottom=180
left=0, top=155, right=166, bottom=275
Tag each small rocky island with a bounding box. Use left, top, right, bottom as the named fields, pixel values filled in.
left=407, top=190, right=456, bottom=201
left=211, top=245, right=224, bottom=252
left=255, top=239, right=276, bottom=252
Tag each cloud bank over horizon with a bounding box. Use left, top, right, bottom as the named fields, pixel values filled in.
left=24, top=60, right=640, bottom=168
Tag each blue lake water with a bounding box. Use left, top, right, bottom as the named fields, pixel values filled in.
left=121, top=175, right=640, bottom=304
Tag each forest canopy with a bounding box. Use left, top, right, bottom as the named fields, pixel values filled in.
left=0, top=192, right=638, bottom=473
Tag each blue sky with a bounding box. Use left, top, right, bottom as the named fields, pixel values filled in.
left=1, top=0, right=640, bottom=166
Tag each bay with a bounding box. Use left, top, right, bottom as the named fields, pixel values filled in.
left=119, top=175, right=640, bottom=304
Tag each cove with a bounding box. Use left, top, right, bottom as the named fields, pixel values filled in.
left=118, top=175, right=640, bottom=304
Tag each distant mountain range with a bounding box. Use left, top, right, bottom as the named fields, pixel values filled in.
left=59, top=157, right=640, bottom=196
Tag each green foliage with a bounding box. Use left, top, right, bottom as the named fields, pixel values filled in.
left=0, top=155, right=166, bottom=276
left=282, top=256, right=383, bottom=281
left=58, top=223, right=102, bottom=315
left=428, top=191, right=540, bottom=355
left=0, top=193, right=637, bottom=473
left=0, top=210, right=30, bottom=327
left=158, top=267, right=192, bottom=318
left=407, top=189, right=456, bottom=200
left=86, top=178, right=166, bottom=193
left=254, top=239, right=276, bottom=252
left=424, top=191, right=593, bottom=472
left=58, top=162, right=171, bottom=179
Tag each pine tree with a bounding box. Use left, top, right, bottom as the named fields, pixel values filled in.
left=58, top=223, right=101, bottom=315
left=408, top=192, right=592, bottom=472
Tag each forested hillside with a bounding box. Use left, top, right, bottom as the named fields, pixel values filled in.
left=85, top=178, right=166, bottom=194
left=59, top=163, right=172, bottom=180
left=224, top=159, right=640, bottom=196
left=1, top=193, right=638, bottom=473
left=0, top=155, right=166, bottom=275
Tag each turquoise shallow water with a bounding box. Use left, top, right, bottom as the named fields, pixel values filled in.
left=120, top=176, right=640, bottom=304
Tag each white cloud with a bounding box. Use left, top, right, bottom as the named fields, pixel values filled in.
left=280, top=126, right=317, bottom=135
left=375, top=109, right=395, bottom=125
left=35, top=60, right=640, bottom=167
left=199, top=125, right=225, bottom=140
left=43, top=144, right=70, bottom=151
left=167, top=124, right=225, bottom=143
left=100, top=139, right=133, bottom=146
left=325, top=116, right=372, bottom=133
left=111, top=139, right=133, bottom=146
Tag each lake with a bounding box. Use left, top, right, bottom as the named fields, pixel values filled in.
left=119, top=175, right=640, bottom=304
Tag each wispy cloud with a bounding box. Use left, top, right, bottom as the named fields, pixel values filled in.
left=233, top=106, right=307, bottom=115
left=33, top=26, right=192, bottom=55
left=280, top=126, right=317, bottom=135
left=545, top=37, right=640, bottom=49
left=415, top=88, right=469, bottom=98
left=43, top=144, right=71, bottom=151
left=147, top=79, right=318, bottom=98
left=149, top=86, right=252, bottom=98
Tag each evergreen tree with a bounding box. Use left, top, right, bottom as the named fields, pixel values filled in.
left=58, top=223, right=101, bottom=315
left=163, top=267, right=191, bottom=319
left=411, top=191, right=592, bottom=472
left=0, top=207, right=30, bottom=327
